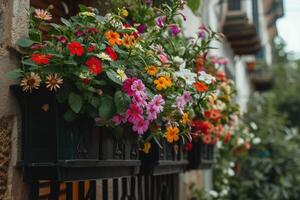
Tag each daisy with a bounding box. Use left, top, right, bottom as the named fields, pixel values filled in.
left=45, top=74, right=63, bottom=91
left=34, top=9, right=52, bottom=21
left=20, top=72, right=41, bottom=92
left=175, top=67, right=197, bottom=85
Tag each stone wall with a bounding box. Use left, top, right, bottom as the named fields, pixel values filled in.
left=0, top=0, right=30, bottom=199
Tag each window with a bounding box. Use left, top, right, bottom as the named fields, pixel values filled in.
left=228, top=0, right=241, bottom=10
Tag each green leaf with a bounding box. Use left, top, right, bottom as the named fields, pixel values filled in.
left=60, top=17, right=71, bottom=27
left=93, top=80, right=107, bottom=86
left=106, top=70, right=122, bottom=85
left=16, top=38, right=37, bottom=48
left=98, top=95, right=115, bottom=119
left=90, top=96, right=101, bottom=108
left=78, top=4, right=89, bottom=12
left=56, top=82, right=71, bottom=103
left=64, top=109, right=78, bottom=122
left=22, top=59, right=39, bottom=69
left=68, top=92, right=83, bottom=113
left=187, top=0, right=202, bottom=15
left=6, top=69, right=23, bottom=79
left=114, top=91, right=130, bottom=115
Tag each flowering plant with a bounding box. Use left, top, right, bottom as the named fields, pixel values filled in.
left=9, top=1, right=242, bottom=154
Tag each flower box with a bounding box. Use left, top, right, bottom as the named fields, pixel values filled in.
left=188, top=141, right=214, bottom=169
left=11, top=85, right=140, bottom=181
left=140, top=140, right=188, bottom=175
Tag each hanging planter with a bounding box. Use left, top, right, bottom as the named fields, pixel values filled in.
left=140, top=139, right=188, bottom=175
left=188, top=141, right=214, bottom=169
left=11, top=85, right=140, bottom=181
left=250, top=70, right=274, bottom=91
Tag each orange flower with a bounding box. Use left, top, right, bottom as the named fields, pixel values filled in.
left=193, top=81, right=208, bottom=92
left=165, top=126, right=179, bottom=143
left=154, top=76, right=172, bottom=90
left=143, top=142, right=151, bottom=154
left=145, top=65, right=158, bottom=76
left=202, top=134, right=212, bottom=144
left=181, top=113, right=190, bottom=125
left=123, top=34, right=136, bottom=48
left=105, top=30, right=122, bottom=46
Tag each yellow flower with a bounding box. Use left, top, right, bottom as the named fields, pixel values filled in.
left=79, top=12, right=96, bottom=17
left=122, top=34, right=136, bottom=48
left=181, top=113, right=190, bottom=125
left=20, top=72, right=41, bottom=92
left=153, top=76, right=172, bottom=91
left=45, top=74, right=63, bottom=91
left=118, top=7, right=129, bottom=17
left=143, top=142, right=151, bottom=154
left=145, top=65, right=158, bottom=76
left=97, top=53, right=112, bottom=61
left=116, top=69, right=127, bottom=82
left=165, top=126, right=179, bottom=143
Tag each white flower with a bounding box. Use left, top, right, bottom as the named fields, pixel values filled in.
left=215, top=100, right=226, bottom=111
left=173, top=56, right=184, bottom=65
left=116, top=69, right=127, bottom=82
left=97, top=53, right=112, bottom=61
left=220, top=189, right=229, bottom=196
left=237, top=138, right=245, bottom=145
left=229, top=162, right=235, bottom=167
left=228, top=168, right=235, bottom=176
left=175, top=66, right=197, bottom=85
left=198, top=71, right=216, bottom=84
left=209, top=190, right=219, bottom=198
left=253, top=137, right=261, bottom=144
left=250, top=122, right=258, bottom=130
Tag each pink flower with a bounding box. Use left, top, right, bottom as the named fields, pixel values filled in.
left=159, top=54, right=169, bottom=65
left=132, top=94, right=147, bottom=108
left=218, top=58, right=230, bottom=65
left=150, top=94, right=165, bottom=112
left=112, top=114, right=126, bottom=125
left=131, top=79, right=146, bottom=96
left=176, top=96, right=186, bottom=113
left=123, top=77, right=138, bottom=96
left=146, top=104, right=158, bottom=121
left=132, top=118, right=149, bottom=135
left=125, top=104, right=143, bottom=123
left=182, top=91, right=192, bottom=102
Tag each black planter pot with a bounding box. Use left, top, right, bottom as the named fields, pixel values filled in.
left=188, top=141, right=214, bottom=169
left=140, top=140, right=188, bottom=175
left=11, top=85, right=140, bottom=181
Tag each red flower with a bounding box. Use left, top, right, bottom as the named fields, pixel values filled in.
left=68, top=41, right=84, bottom=56
left=82, top=78, right=91, bottom=85
left=105, top=46, right=118, bottom=61
left=192, top=120, right=214, bottom=135
left=88, top=44, right=96, bottom=53
left=223, top=132, right=231, bottom=144
left=193, top=81, right=208, bottom=92
left=204, top=109, right=222, bottom=122
left=86, top=57, right=102, bottom=75
left=31, top=54, right=52, bottom=65
left=217, top=70, right=227, bottom=82
left=202, top=134, right=212, bottom=144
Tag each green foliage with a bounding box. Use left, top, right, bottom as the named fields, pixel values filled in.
left=114, top=91, right=131, bottom=115
left=68, top=92, right=83, bottom=113
left=98, top=95, right=115, bottom=120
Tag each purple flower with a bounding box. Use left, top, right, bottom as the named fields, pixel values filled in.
left=169, top=24, right=181, bottom=36
left=156, top=16, right=166, bottom=28
left=137, top=24, right=147, bottom=34
left=145, top=0, right=153, bottom=5
left=198, top=30, right=206, bottom=39
left=183, top=91, right=192, bottom=102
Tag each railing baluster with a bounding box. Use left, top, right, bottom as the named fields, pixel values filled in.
left=102, top=179, right=108, bottom=200
left=29, top=181, right=39, bottom=200
left=49, top=181, right=60, bottom=200
left=121, top=177, right=128, bottom=200
left=66, top=182, right=73, bottom=200
left=79, top=181, right=85, bottom=200
left=113, top=179, right=119, bottom=200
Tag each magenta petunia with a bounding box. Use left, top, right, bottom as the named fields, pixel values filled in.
left=125, top=104, right=143, bottom=124
left=123, top=77, right=138, bottom=96
left=132, top=118, right=149, bottom=135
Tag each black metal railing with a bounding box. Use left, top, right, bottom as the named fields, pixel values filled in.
left=29, top=174, right=179, bottom=200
